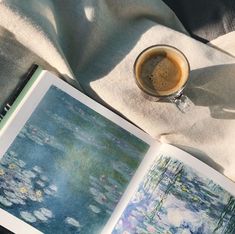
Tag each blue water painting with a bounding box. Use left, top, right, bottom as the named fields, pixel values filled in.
left=0, top=86, right=150, bottom=234
left=112, top=155, right=235, bottom=234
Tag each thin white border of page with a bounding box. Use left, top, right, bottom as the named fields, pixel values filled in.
left=0, top=70, right=158, bottom=234
left=0, top=209, right=42, bottom=234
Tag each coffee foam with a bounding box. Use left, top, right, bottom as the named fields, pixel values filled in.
left=135, top=46, right=189, bottom=96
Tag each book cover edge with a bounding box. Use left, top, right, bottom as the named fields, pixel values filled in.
left=0, top=67, right=43, bottom=131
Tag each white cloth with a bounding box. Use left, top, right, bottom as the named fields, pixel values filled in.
left=209, top=31, right=235, bottom=57
left=0, top=1, right=235, bottom=180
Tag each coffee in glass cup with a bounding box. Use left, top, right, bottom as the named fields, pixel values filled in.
left=134, top=45, right=192, bottom=112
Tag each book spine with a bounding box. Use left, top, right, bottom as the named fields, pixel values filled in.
left=0, top=104, right=11, bottom=121
left=0, top=64, right=39, bottom=122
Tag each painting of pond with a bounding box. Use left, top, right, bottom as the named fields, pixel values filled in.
left=0, top=86, right=150, bottom=234
left=112, top=155, right=235, bottom=234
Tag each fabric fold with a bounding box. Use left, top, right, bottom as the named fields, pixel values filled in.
left=0, top=0, right=235, bottom=180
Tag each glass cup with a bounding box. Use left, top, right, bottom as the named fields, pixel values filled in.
left=133, top=45, right=193, bottom=113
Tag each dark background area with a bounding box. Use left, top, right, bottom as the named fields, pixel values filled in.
left=0, top=226, right=14, bottom=234
left=163, top=0, right=235, bottom=43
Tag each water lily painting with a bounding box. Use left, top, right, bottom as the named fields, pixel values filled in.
left=0, top=86, right=149, bottom=234
left=112, top=155, right=235, bottom=234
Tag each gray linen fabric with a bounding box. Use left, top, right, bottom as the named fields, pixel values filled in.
left=163, top=0, right=235, bottom=42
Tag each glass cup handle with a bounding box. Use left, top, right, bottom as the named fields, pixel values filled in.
left=168, top=93, right=193, bottom=113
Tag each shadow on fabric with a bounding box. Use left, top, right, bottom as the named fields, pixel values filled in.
left=173, top=144, right=224, bottom=174
left=0, top=27, right=60, bottom=110
left=52, top=0, right=185, bottom=100
left=185, top=63, right=235, bottom=119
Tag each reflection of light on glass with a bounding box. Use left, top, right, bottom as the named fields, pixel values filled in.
left=223, top=108, right=235, bottom=113
left=84, top=6, right=95, bottom=22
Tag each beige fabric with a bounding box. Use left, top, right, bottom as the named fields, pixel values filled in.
left=209, top=31, right=235, bottom=57
left=0, top=1, right=235, bottom=180
left=87, top=25, right=235, bottom=179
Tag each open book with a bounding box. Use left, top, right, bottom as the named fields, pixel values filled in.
left=0, top=68, right=234, bottom=234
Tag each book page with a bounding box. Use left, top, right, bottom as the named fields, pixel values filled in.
left=108, top=144, right=235, bottom=233
left=0, top=70, right=160, bottom=234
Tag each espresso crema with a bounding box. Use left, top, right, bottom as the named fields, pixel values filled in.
left=135, top=46, right=189, bottom=97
